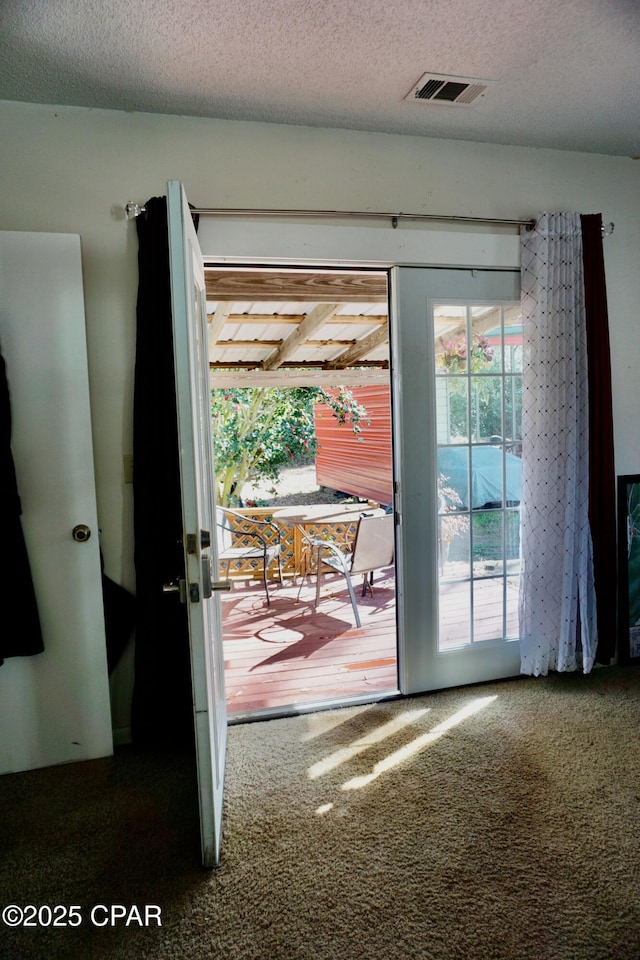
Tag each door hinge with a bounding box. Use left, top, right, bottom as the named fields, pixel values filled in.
left=393, top=480, right=401, bottom=524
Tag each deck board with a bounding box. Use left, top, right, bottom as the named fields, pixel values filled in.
left=222, top=568, right=398, bottom=716
left=222, top=569, right=520, bottom=716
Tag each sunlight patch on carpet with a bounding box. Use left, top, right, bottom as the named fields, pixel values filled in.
left=341, top=696, right=498, bottom=790
left=307, top=708, right=430, bottom=780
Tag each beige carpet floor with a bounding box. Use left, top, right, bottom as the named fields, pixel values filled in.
left=2, top=665, right=640, bottom=960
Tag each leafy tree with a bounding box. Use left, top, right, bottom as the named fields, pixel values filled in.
left=211, top=385, right=366, bottom=505
left=442, top=342, right=522, bottom=444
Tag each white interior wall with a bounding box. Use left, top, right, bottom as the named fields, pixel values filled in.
left=1, top=100, right=638, bottom=736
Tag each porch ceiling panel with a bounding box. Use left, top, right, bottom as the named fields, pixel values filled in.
left=361, top=344, right=390, bottom=363
left=315, top=319, right=382, bottom=340
left=206, top=269, right=390, bottom=384
left=334, top=302, right=388, bottom=317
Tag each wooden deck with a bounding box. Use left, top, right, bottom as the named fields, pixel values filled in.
left=222, top=567, right=398, bottom=717
left=221, top=565, right=520, bottom=717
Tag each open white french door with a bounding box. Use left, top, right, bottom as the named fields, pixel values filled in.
left=167, top=181, right=227, bottom=867
left=391, top=266, right=522, bottom=694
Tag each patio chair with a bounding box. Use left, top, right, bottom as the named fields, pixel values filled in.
left=313, top=513, right=395, bottom=628
left=216, top=507, right=283, bottom=605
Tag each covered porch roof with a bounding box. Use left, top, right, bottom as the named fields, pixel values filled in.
left=206, top=268, right=389, bottom=387
left=206, top=267, right=519, bottom=387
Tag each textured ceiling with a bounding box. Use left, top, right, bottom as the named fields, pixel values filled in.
left=1, top=0, right=639, bottom=156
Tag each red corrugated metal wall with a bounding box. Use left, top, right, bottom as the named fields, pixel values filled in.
left=314, top=385, right=393, bottom=505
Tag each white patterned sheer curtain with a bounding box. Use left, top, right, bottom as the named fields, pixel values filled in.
left=519, top=213, right=597, bottom=675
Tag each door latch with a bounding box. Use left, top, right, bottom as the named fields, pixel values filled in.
left=162, top=579, right=187, bottom=603
left=201, top=556, right=231, bottom=598
left=201, top=556, right=212, bottom=599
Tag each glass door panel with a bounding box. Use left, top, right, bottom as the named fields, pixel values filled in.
left=437, top=302, right=523, bottom=651
left=439, top=579, right=470, bottom=649
left=391, top=267, right=522, bottom=694
left=472, top=577, right=506, bottom=643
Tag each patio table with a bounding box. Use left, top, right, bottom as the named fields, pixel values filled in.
left=272, top=502, right=385, bottom=579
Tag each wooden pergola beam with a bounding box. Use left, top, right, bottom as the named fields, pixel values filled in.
left=213, top=312, right=387, bottom=326
left=262, top=302, right=340, bottom=370
left=210, top=360, right=389, bottom=369
left=216, top=338, right=356, bottom=349
left=211, top=368, right=390, bottom=388
left=326, top=321, right=389, bottom=368
left=208, top=302, right=231, bottom=345
left=205, top=270, right=387, bottom=303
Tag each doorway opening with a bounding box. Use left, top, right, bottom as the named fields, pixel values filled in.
left=205, top=265, right=399, bottom=719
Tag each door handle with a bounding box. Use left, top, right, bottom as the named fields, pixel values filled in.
left=163, top=566, right=229, bottom=605
left=72, top=524, right=91, bottom=542
left=201, top=557, right=230, bottom=599
left=162, top=579, right=187, bottom=603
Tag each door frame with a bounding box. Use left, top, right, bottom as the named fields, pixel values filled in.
left=197, top=215, right=522, bottom=698
left=209, top=262, right=401, bottom=717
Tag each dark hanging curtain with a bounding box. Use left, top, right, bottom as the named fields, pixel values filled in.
left=101, top=554, right=135, bottom=675
left=131, top=197, right=194, bottom=747
left=581, top=213, right=616, bottom=664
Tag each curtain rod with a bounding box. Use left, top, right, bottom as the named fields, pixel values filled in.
left=125, top=201, right=535, bottom=229
left=124, top=201, right=613, bottom=235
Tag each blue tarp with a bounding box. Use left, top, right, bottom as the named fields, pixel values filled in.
left=437, top=445, right=521, bottom=510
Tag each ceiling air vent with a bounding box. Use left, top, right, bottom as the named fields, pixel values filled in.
left=404, top=72, right=494, bottom=106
